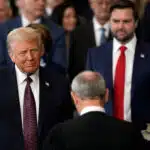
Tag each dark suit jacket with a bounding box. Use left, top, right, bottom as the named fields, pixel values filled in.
left=0, top=64, right=73, bottom=150
left=86, top=41, right=150, bottom=130
left=43, top=111, right=145, bottom=150
left=68, top=21, right=112, bottom=81
left=0, top=16, right=67, bottom=69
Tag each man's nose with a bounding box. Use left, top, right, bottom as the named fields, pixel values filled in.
left=26, top=52, right=33, bottom=60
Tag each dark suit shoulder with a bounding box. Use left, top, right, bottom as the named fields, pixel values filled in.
left=137, top=40, right=150, bottom=50
left=40, top=66, right=68, bottom=83
left=0, top=16, right=21, bottom=32
left=51, top=112, right=134, bottom=134
left=88, top=41, right=113, bottom=60
left=44, top=112, right=145, bottom=150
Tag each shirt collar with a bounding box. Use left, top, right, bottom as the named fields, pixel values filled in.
left=21, top=14, right=41, bottom=27
left=93, top=17, right=110, bottom=32
left=15, top=65, right=39, bottom=85
left=113, top=35, right=137, bottom=53
left=80, top=106, right=105, bottom=116
left=45, top=7, right=53, bottom=16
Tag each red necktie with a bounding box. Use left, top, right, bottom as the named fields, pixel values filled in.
left=113, top=45, right=127, bottom=120
left=23, top=76, right=38, bottom=150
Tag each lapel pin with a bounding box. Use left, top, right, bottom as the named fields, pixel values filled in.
left=140, top=54, right=145, bottom=58
left=45, top=81, right=50, bottom=87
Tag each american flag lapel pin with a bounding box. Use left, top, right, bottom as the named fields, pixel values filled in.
left=140, top=53, right=145, bottom=58
left=45, top=81, right=50, bottom=87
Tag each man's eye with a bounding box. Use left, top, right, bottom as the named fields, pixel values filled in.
left=31, top=48, right=38, bottom=52
left=113, top=20, right=119, bottom=23
left=19, top=51, right=26, bottom=55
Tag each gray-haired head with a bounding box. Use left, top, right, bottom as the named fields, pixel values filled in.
left=7, top=27, right=43, bottom=55
left=71, top=71, right=106, bottom=100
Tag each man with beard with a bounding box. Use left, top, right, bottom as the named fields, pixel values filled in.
left=86, top=0, right=150, bottom=132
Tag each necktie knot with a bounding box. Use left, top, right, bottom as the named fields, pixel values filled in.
left=100, top=27, right=105, bottom=32
left=26, top=76, right=32, bottom=84
left=119, top=45, right=127, bottom=53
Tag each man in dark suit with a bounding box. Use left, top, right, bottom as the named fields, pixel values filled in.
left=43, top=71, right=145, bottom=150
left=0, top=0, right=67, bottom=70
left=0, top=27, right=73, bottom=150
left=86, top=0, right=150, bottom=130
left=68, top=0, right=113, bottom=81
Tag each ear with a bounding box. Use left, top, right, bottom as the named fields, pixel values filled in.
left=104, top=88, right=109, bottom=103
left=9, top=51, right=15, bottom=63
left=71, top=91, right=79, bottom=106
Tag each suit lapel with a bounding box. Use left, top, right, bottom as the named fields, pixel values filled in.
left=38, top=67, right=51, bottom=136
left=131, top=41, right=148, bottom=98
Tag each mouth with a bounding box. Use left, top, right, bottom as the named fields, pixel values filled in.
left=116, top=31, right=126, bottom=36
left=25, top=63, right=36, bottom=67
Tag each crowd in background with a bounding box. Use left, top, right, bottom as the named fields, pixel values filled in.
left=0, top=0, right=150, bottom=150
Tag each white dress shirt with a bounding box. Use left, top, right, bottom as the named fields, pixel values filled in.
left=21, top=14, right=41, bottom=27
left=15, top=65, right=40, bottom=127
left=113, top=35, right=137, bottom=122
left=80, top=106, right=105, bottom=116
left=93, top=17, right=110, bottom=47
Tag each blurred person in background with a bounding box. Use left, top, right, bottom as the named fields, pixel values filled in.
left=50, top=2, right=86, bottom=65
left=0, top=0, right=12, bottom=23
left=133, top=0, right=150, bottom=42
left=45, top=0, right=64, bottom=17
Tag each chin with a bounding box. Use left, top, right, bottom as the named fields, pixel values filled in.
left=35, top=11, right=44, bottom=17
left=24, top=68, right=38, bottom=74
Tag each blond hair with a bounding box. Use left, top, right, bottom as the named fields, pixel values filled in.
left=7, top=27, right=43, bottom=54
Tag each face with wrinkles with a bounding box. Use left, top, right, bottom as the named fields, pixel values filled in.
left=10, top=39, right=44, bottom=73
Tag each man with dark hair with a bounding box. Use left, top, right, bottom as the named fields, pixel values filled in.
left=86, top=0, right=150, bottom=131
left=43, top=71, right=145, bottom=150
